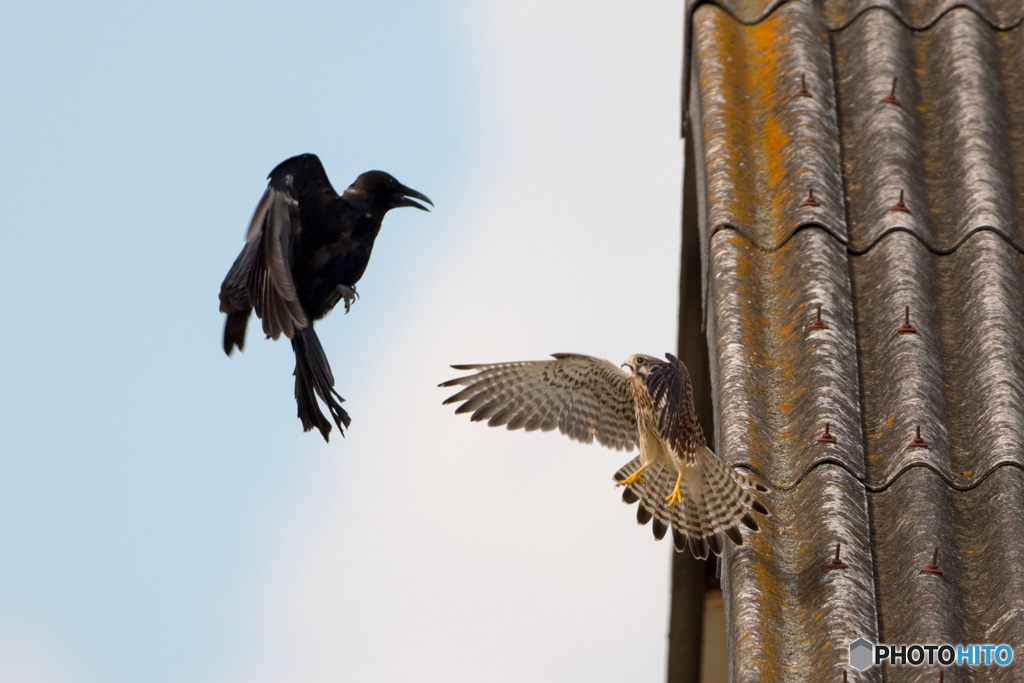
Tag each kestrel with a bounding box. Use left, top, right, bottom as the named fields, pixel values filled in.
left=440, top=352, right=768, bottom=558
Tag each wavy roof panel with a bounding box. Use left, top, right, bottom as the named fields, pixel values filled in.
left=835, top=7, right=1024, bottom=253
left=708, top=227, right=862, bottom=488
left=725, top=464, right=878, bottom=681
left=871, top=466, right=1024, bottom=660
left=692, top=1, right=846, bottom=249
left=852, top=230, right=1024, bottom=489
left=683, top=0, right=1024, bottom=135
left=684, top=0, right=1024, bottom=52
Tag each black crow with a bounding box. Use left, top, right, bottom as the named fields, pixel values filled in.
left=219, top=153, right=431, bottom=441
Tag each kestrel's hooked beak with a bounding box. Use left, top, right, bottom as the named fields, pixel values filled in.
left=621, top=360, right=633, bottom=372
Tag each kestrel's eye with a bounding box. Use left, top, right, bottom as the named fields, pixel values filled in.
left=634, top=357, right=645, bottom=365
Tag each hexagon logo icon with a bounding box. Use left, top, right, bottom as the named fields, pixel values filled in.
left=849, top=638, right=874, bottom=671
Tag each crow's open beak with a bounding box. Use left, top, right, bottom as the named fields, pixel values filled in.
left=398, top=185, right=433, bottom=211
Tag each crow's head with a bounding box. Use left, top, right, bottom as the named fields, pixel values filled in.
left=345, top=171, right=433, bottom=213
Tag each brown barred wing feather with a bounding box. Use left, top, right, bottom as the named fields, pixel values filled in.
left=440, top=353, right=638, bottom=452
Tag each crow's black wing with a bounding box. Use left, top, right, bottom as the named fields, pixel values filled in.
left=245, top=187, right=309, bottom=341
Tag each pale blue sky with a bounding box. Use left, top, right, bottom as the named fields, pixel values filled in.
left=1, top=2, right=684, bottom=681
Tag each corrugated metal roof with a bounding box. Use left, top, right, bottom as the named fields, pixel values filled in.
left=684, top=0, right=1024, bottom=680
left=852, top=230, right=1024, bottom=488
left=835, top=6, right=1024, bottom=254
left=708, top=227, right=864, bottom=486
left=690, top=0, right=847, bottom=250
left=682, top=1, right=1024, bottom=134
left=727, top=465, right=880, bottom=681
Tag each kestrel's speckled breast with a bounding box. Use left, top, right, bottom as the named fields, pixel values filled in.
left=629, top=373, right=675, bottom=469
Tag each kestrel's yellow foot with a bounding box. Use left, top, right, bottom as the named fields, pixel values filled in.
left=665, top=473, right=684, bottom=506
left=616, top=464, right=647, bottom=487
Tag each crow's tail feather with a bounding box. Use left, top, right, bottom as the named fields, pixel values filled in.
left=292, top=326, right=351, bottom=441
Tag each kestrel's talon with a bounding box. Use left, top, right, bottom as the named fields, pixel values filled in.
left=616, top=464, right=647, bottom=487
left=665, top=473, right=684, bottom=506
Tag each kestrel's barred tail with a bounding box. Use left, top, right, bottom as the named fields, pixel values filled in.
left=615, top=445, right=768, bottom=559
left=614, top=456, right=673, bottom=541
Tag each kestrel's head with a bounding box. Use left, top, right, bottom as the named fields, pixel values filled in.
left=621, top=354, right=661, bottom=376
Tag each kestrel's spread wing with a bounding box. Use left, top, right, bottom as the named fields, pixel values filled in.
left=439, top=353, right=638, bottom=452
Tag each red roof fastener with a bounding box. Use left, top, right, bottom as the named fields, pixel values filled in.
left=795, top=73, right=812, bottom=98
left=881, top=76, right=901, bottom=106
left=908, top=425, right=930, bottom=449
left=891, top=189, right=911, bottom=213
left=897, top=305, right=917, bottom=334
left=921, top=547, right=943, bottom=577
left=809, top=305, right=829, bottom=330
left=826, top=543, right=849, bottom=571
left=800, top=187, right=821, bottom=207
left=817, top=422, right=837, bottom=444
